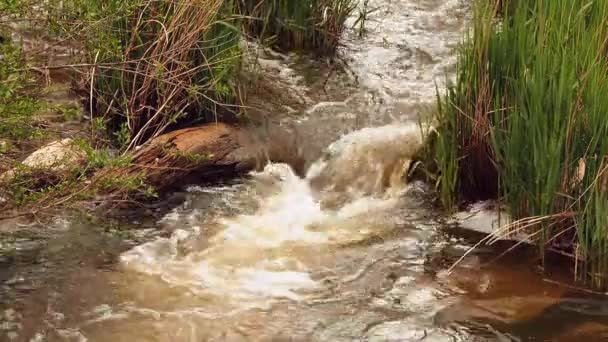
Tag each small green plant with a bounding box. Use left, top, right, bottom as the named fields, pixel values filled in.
left=160, top=142, right=213, bottom=165
left=0, top=0, right=33, bottom=15
left=52, top=103, right=83, bottom=121
left=0, top=135, right=155, bottom=211
left=113, top=123, right=131, bottom=149
left=95, top=171, right=158, bottom=199
left=0, top=41, right=43, bottom=142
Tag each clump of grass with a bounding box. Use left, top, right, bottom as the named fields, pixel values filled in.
left=236, top=0, right=357, bottom=55
left=49, top=0, right=356, bottom=151
left=49, top=0, right=243, bottom=150
left=432, top=0, right=608, bottom=288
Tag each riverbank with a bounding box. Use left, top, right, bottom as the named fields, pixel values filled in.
left=0, top=0, right=358, bottom=218
left=431, top=0, right=608, bottom=288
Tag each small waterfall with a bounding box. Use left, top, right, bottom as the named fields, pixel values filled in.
left=306, top=123, right=426, bottom=201
left=120, top=123, right=427, bottom=309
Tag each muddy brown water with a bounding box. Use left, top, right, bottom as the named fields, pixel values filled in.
left=2, top=0, right=608, bottom=341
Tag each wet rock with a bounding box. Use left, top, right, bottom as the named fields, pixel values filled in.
left=94, top=123, right=247, bottom=196
left=434, top=296, right=561, bottom=326
left=450, top=201, right=533, bottom=243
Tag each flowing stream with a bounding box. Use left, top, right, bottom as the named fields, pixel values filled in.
left=2, top=0, right=608, bottom=341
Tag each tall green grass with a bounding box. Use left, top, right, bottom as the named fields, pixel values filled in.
left=433, top=0, right=608, bottom=288
left=235, top=0, right=356, bottom=55
left=55, top=0, right=242, bottom=149
left=50, top=0, right=355, bottom=149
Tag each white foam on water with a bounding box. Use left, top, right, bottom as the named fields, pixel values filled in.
left=120, top=122, right=428, bottom=310
left=120, top=164, right=325, bottom=305
left=216, top=164, right=329, bottom=248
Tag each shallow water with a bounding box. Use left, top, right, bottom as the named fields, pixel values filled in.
left=2, top=0, right=608, bottom=341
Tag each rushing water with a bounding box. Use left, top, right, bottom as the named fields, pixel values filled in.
left=3, top=0, right=608, bottom=341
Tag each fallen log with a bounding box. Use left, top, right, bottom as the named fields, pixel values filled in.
left=93, top=123, right=251, bottom=197
left=93, top=122, right=306, bottom=203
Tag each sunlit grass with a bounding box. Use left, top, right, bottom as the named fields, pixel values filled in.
left=432, top=0, right=608, bottom=288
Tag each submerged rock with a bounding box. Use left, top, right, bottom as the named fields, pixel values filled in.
left=435, top=296, right=608, bottom=340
